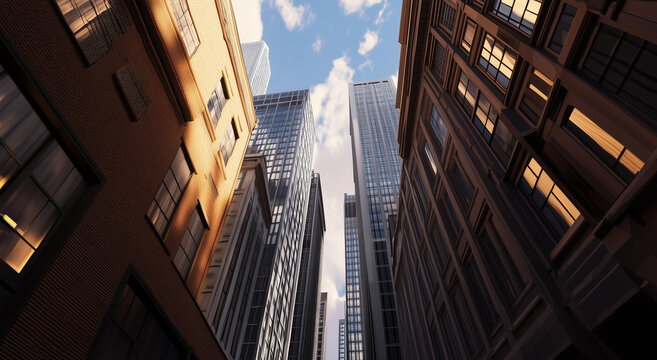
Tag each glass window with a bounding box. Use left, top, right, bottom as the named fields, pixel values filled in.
left=478, top=34, right=517, bottom=89
left=461, top=19, right=476, bottom=53
left=474, top=94, right=498, bottom=142
left=519, top=158, right=580, bottom=237
left=208, top=77, right=230, bottom=128
left=519, top=68, right=554, bottom=124
left=220, top=119, right=239, bottom=164
left=440, top=2, right=457, bottom=31
left=167, top=0, right=200, bottom=56
left=548, top=4, right=577, bottom=54
left=448, top=154, right=475, bottom=209
left=456, top=72, right=478, bottom=116
left=449, top=282, right=482, bottom=355
left=424, top=142, right=438, bottom=175
left=146, top=147, right=193, bottom=237
left=431, top=41, right=447, bottom=82
left=490, top=120, right=516, bottom=165
left=463, top=255, right=499, bottom=333
left=173, top=206, right=206, bottom=277
left=565, top=108, right=644, bottom=182
left=0, top=66, right=87, bottom=273
left=429, top=106, right=448, bottom=151
left=55, top=0, right=128, bottom=64
left=491, top=0, right=542, bottom=35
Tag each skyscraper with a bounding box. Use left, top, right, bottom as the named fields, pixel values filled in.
left=343, top=194, right=365, bottom=359
left=288, top=173, right=326, bottom=360
left=315, top=292, right=328, bottom=360
left=241, top=90, right=315, bottom=360
left=241, top=41, right=271, bottom=96
left=339, top=319, right=347, bottom=360
left=349, top=79, right=402, bottom=359
left=395, top=0, right=657, bottom=358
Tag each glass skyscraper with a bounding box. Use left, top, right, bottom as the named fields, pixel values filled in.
left=349, top=78, right=402, bottom=359
left=343, top=194, right=364, bottom=360
left=339, top=319, right=346, bottom=360
left=241, top=90, right=315, bottom=360
left=241, top=41, right=271, bottom=96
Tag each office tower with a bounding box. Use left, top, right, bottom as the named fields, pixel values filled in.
left=288, top=172, right=327, bottom=360
left=197, top=153, right=271, bottom=359
left=241, top=41, right=271, bottom=96
left=349, top=78, right=402, bottom=359
left=343, top=194, right=365, bottom=359
left=315, top=292, right=328, bottom=360
left=0, top=0, right=256, bottom=359
left=241, top=90, right=315, bottom=360
left=395, top=0, right=657, bottom=359
left=339, top=319, right=347, bottom=360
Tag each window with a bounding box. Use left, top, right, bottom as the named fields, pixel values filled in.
left=439, top=2, right=457, bottom=31
left=450, top=282, right=482, bottom=355
left=565, top=108, right=644, bottom=182
left=474, top=94, right=498, bottom=142
left=208, top=77, right=230, bottom=128
left=173, top=206, right=207, bottom=277
left=424, top=142, right=438, bottom=175
left=461, top=19, right=476, bottom=53
left=490, top=0, right=542, bottom=35
left=0, top=65, right=87, bottom=274
left=437, top=191, right=461, bottom=241
left=479, top=34, right=517, bottom=89
left=548, top=4, right=577, bottom=54
left=519, top=68, right=554, bottom=124
left=580, top=23, right=657, bottom=118
left=456, top=72, right=478, bottom=116
left=448, top=154, right=475, bottom=209
left=490, top=120, right=516, bottom=165
left=220, top=119, right=239, bottom=164
left=55, top=0, right=129, bottom=64
left=473, top=91, right=517, bottom=164
left=167, top=0, right=200, bottom=56
left=519, top=157, right=580, bottom=238
left=146, top=147, right=193, bottom=237
left=431, top=42, right=447, bottom=83
left=463, top=255, right=499, bottom=333
left=429, top=106, right=448, bottom=152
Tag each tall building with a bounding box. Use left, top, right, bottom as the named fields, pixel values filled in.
left=315, top=292, right=328, bottom=360
left=0, top=0, right=256, bottom=359
left=241, top=41, right=271, bottom=96
left=288, top=173, right=327, bottom=360
left=349, top=79, right=403, bottom=359
left=339, top=319, right=347, bottom=360
left=395, top=0, right=657, bottom=359
left=343, top=194, right=365, bottom=359
left=241, top=90, right=315, bottom=360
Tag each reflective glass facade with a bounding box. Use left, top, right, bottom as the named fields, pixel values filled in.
left=241, top=41, right=271, bottom=96
left=339, top=319, right=346, bottom=360
left=343, top=194, right=364, bottom=360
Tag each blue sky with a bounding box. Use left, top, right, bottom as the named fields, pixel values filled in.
left=231, top=1, right=401, bottom=359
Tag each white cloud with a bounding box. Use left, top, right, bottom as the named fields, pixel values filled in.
left=358, top=29, right=379, bottom=56
left=339, top=0, right=383, bottom=14
left=391, top=71, right=398, bottom=87
left=359, top=59, right=373, bottom=71
left=312, top=34, right=323, bottom=53
left=310, top=55, right=355, bottom=360
left=231, top=0, right=264, bottom=42
left=375, top=0, right=389, bottom=25
left=274, top=0, right=313, bottom=31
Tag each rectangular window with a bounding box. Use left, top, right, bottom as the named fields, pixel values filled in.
left=519, top=157, right=580, bottom=238
left=463, top=255, right=499, bottom=333
left=431, top=42, right=447, bottom=83
left=472, top=91, right=517, bottom=164
left=146, top=147, right=193, bottom=237
left=461, top=19, right=476, bottom=53
left=490, top=120, right=516, bottom=165
left=429, top=106, right=448, bottom=152
left=424, top=142, right=438, bottom=175
left=208, top=77, right=230, bottom=128
left=0, top=65, right=87, bottom=274
left=438, top=308, right=460, bottom=359
left=173, top=206, right=207, bottom=277
left=448, top=154, right=475, bottom=209
left=519, top=68, right=554, bottom=124
left=456, top=72, right=478, bottom=116
left=167, top=0, right=200, bottom=56
left=55, top=0, right=129, bottom=64
left=450, top=282, right=482, bottom=356
left=440, top=2, right=457, bottom=31
left=220, top=119, right=239, bottom=164
left=565, top=108, right=644, bottom=182
left=580, top=23, right=657, bottom=118
left=437, top=191, right=461, bottom=241
left=548, top=4, right=577, bottom=54
left=428, top=223, right=449, bottom=272
left=490, top=0, right=542, bottom=35
left=479, top=34, right=517, bottom=89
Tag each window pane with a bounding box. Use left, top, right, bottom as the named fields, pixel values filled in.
left=491, top=0, right=542, bottom=35
left=461, top=20, right=476, bottom=53
left=479, top=34, right=517, bottom=90
left=0, top=224, right=34, bottom=273
left=548, top=4, right=577, bottom=53
left=167, top=0, right=200, bottom=56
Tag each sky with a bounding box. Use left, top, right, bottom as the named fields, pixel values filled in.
left=230, top=0, right=401, bottom=359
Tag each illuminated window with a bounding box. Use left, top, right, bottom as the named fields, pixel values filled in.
left=478, top=34, right=517, bottom=89
left=208, top=77, right=230, bottom=127
left=490, top=0, right=542, bottom=35
left=220, top=119, right=239, bottom=164
left=461, top=19, right=476, bottom=53
left=519, top=158, right=580, bottom=237
left=173, top=206, right=207, bottom=277
left=146, top=146, right=193, bottom=237
left=424, top=142, right=437, bottom=175
left=456, top=72, right=478, bottom=116
left=519, top=68, right=554, bottom=124
left=0, top=65, right=87, bottom=273
left=565, top=108, right=644, bottom=182
left=548, top=4, right=577, bottom=54
left=167, top=0, right=200, bottom=56
left=55, top=0, right=129, bottom=64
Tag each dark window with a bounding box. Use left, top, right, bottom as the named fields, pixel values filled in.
left=463, top=255, right=499, bottom=333
left=429, top=106, right=448, bottom=152
left=437, top=191, right=461, bottom=242
left=208, top=77, right=230, bottom=127
left=565, top=108, right=644, bottom=182
left=220, top=119, right=239, bottom=164
left=428, top=223, right=449, bottom=272
left=450, top=282, right=482, bottom=355
left=440, top=2, right=457, bottom=31
left=461, top=19, right=476, bottom=53
left=490, top=0, right=542, bottom=35
left=167, top=0, right=200, bottom=56
left=0, top=65, right=87, bottom=273
left=438, top=308, right=460, bottom=359
left=548, top=4, right=577, bottom=54
left=479, top=34, right=517, bottom=89
left=448, top=154, right=475, bottom=209
left=115, top=65, right=149, bottom=120
left=173, top=206, right=207, bottom=277
left=423, top=141, right=438, bottom=177
left=519, top=68, right=554, bottom=124
left=431, top=42, right=447, bottom=82
left=146, top=146, right=193, bottom=237
left=581, top=23, right=657, bottom=118
left=54, top=0, right=129, bottom=64
left=490, top=120, right=516, bottom=165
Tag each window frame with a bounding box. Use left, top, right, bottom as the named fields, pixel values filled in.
left=166, top=0, right=201, bottom=57
left=460, top=19, right=477, bottom=54
left=489, top=0, right=542, bottom=36
left=477, top=33, right=518, bottom=91
left=173, top=202, right=210, bottom=279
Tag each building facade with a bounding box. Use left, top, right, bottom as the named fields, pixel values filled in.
left=0, top=0, right=257, bottom=359
left=349, top=79, right=403, bottom=360
left=343, top=194, right=365, bottom=360
left=240, top=41, right=271, bottom=96
left=288, top=173, right=326, bottom=360
left=395, top=0, right=657, bottom=358
left=241, top=90, right=315, bottom=360
left=339, top=318, right=347, bottom=360
left=315, top=292, right=328, bottom=360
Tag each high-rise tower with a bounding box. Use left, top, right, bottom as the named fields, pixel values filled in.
left=343, top=194, right=365, bottom=360
left=241, top=41, right=271, bottom=96
left=339, top=319, right=347, bottom=360
left=315, top=292, right=328, bottom=360
left=349, top=78, right=402, bottom=359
